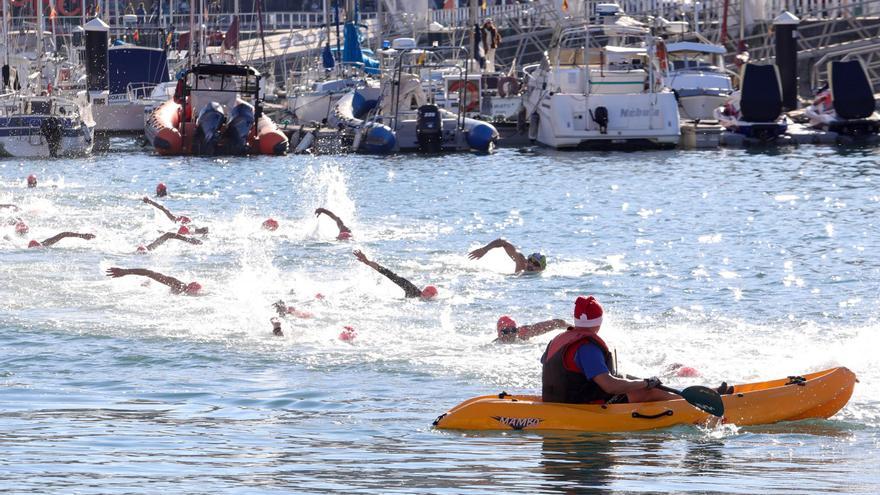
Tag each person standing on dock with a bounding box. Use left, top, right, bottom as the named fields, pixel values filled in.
left=467, top=238, right=546, bottom=273
left=352, top=250, right=438, bottom=300
left=481, top=19, right=502, bottom=73
left=315, top=207, right=352, bottom=240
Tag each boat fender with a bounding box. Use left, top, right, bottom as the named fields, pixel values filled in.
left=466, top=122, right=498, bottom=153
left=293, top=131, right=314, bottom=154
left=497, top=77, right=521, bottom=98
left=528, top=113, right=539, bottom=141
left=590, top=107, right=609, bottom=134
left=40, top=117, right=63, bottom=158
left=352, top=127, right=364, bottom=151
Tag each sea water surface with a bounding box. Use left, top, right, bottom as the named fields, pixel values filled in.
left=1, top=144, right=879, bottom=493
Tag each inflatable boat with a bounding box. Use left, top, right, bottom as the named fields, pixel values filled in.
left=714, top=63, right=788, bottom=142
left=433, top=367, right=856, bottom=432
left=145, top=64, right=288, bottom=156
left=804, top=60, right=880, bottom=137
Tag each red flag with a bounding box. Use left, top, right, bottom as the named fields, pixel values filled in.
left=562, top=0, right=569, bottom=12
left=177, top=31, right=191, bottom=51
left=222, top=17, right=239, bottom=50
left=49, top=6, right=58, bottom=21
left=133, top=29, right=140, bottom=42
left=443, top=0, right=454, bottom=9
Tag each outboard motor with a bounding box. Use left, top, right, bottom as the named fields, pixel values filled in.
left=590, top=106, right=609, bottom=134
left=193, top=102, right=226, bottom=155
left=222, top=101, right=255, bottom=155
left=416, top=104, right=442, bottom=153
left=40, top=117, right=63, bottom=157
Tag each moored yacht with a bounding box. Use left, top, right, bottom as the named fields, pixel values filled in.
left=522, top=24, right=680, bottom=149
left=665, top=41, right=733, bottom=122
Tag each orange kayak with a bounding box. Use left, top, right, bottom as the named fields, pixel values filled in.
left=433, top=367, right=857, bottom=432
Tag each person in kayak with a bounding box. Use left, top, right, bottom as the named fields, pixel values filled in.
left=105, top=267, right=202, bottom=295
left=352, top=250, right=437, bottom=299
left=28, top=232, right=96, bottom=248
left=142, top=197, right=209, bottom=234
left=315, top=207, right=352, bottom=240
left=468, top=238, right=546, bottom=273
left=136, top=232, right=203, bottom=253
left=495, top=315, right=568, bottom=343
left=541, top=295, right=678, bottom=404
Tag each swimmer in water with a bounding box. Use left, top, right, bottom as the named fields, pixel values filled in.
left=27, top=232, right=95, bottom=248
left=0, top=204, right=19, bottom=210
left=315, top=207, right=352, bottom=240
left=352, top=250, right=438, bottom=299
left=494, top=315, right=568, bottom=343
left=272, top=299, right=313, bottom=319
left=136, top=232, right=202, bottom=253
left=105, top=267, right=202, bottom=295
left=156, top=182, right=167, bottom=197
left=468, top=238, right=546, bottom=273
left=142, top=197, right=208, bottom=234
left=27, top=174, right=37, bottom=188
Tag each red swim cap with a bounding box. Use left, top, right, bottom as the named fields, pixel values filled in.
left=421, top=285, right=438, bottom=299
left=27, top=174, right=37, bottom=187
left=315, top=292, right=325, bottom=300
left=177, top=225, right=190, bottom=235
left=28, top=240, right=41, bottom=248
left=15, top=222, right=28, bottom=235
left=337, top=231, right=352, bottom=240
left=497, top=315, right=517, bottom=332
left=185, top=281, right=201, bottom=294
left=262, top=218, right=279, bottom=231
left=156, top=182, right=167, bottom=196
left=136, top=245, right=147, bottom=253
left=176, top=215, right=191, bottom=224
left=339, top=325, right=357, bottom=342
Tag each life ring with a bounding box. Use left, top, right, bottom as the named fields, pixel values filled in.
left=656, top=39, right=668, bottom=74
left=448, top=79, right=479, bottom=113
left=497, top=76, right=521, bottom=98
left=56, top=0, right=82, bottom=16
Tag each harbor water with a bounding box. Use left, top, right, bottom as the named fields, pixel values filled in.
left=1, top=144, right=879, bottom=493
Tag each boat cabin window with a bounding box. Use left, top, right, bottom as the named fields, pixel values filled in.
left=28, top=100, right=51, bottom=115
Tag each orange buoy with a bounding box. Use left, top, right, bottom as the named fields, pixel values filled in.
left=146, top=100, right=183, bottom=155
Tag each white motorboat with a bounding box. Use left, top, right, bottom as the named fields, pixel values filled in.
left=522, top=24, right=680, bottom=149
left=0, top=94, right=94, bottom=158
left=804, top=60, right=880, bottom=137
left=665, top=41, right=733, bottom=122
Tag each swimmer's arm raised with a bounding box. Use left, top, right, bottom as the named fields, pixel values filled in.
left=142, top=196, right=177, bottom=222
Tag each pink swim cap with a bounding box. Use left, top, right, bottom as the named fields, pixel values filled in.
left=185, top=281, right=202, bottom=294
left=15, top=222, right=28, bottom=235
left=156, top=182, right=167, bottom=196
left=177, top=225, right=190, bottom=235
left=315, top=293, right=325, bottom=300
left=136, top=245, right=147, bottom=253
left=497, top=315, right=517, bottom=332
left=337, top=231, right=352, bottom=240
left=28, top=240, right=41, bottom=248
left=339, top=325, right=357, bottom=342
left=27, top=174, right=37, bottom=187
left=676, top=366, right=700, bottom=378
left=176, top=215, right=191, bottom=224
left=262, top=218, right=279, bottom=231
left=421, top=285, right=438, bottom=299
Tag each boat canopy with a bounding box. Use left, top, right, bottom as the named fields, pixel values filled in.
left=666, top=42, right=726, bottom=55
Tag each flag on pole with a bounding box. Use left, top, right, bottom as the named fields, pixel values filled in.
left=133, top=29, right=140, bottom=42
left=443, top=0, right=455, bottom=9
left=49, top=5, right=58, bottom=21
left=562, top=0, right=569, bottom=12
left=481, top=0, right=486, bottom=11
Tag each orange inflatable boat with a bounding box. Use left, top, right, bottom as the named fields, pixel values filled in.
left=145, top=63, right=288, bottom=156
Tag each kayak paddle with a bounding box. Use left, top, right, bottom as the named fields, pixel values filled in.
left=658, top=384, right=725, bottom=417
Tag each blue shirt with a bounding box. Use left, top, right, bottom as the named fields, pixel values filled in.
left=574, top=342, right=610, bottom=379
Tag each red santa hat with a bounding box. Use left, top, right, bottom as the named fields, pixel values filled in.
left=573, top=295, right=603, bottom=329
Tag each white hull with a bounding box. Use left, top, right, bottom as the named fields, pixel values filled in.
left=527, top=92, right=681, bottom=148
left=288, top=93, right=339, bottom=124
left=0, top=132, right=93, bottom=158
left=678, top=93, right=729, bottom=121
